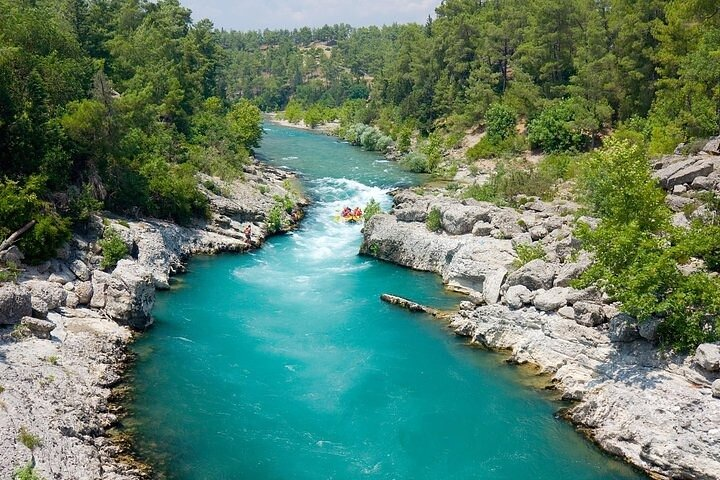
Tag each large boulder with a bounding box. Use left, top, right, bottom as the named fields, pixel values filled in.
left=69, top=259, right=91, bottom=282
left=505, top=259, right=555, bottom=291
left=393, top=197, right=430, bottom=223
left=533, top=287, right=569, bottom=312
left=702, top=137, right=720, bottom=155
left=638, top=317, right=663, bottom=343
left=104, top=260, right=155, bottom=329
left=90, top=271, right=111, bottom=308
left=0, top=284, right=32, bottom=325
left=566, top=286, right=602, bottom=305
left=22, top=280, right=67, bottom=310
left=554, top=255, right=592, bottom=288
left=0, top=245, right=24, bottom=264
left=442, top=239, right=515, bottom=303
left=654, top=156, right=716, bottom=189
left=441, top=204, right=493, bottom=235
left=20, top=316, right=55, bottom=339
left=504, top=285, right=534, bottom=309
left=490, top=209, right=525, bottom=239
left=75, top=281, right=93, bottom=305
left=574, top=301, right=606, bottom=327
left=609, top=313, right=640, bottom=342
left=695, top=343, right=720, bottom=372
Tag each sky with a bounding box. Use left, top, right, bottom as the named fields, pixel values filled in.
left=181, top=0, right=440, bottom=31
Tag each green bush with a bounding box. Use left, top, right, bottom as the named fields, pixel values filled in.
left=68, top=184, right=103, bottom=225
left=283, top=100, right=304, bottom=123
left=528, top=100, right=589, bottom=153
left=575, top=140, right=720, bottom=351
left=485, top=103, right=517, bottom=143
left=399, top=152, right=430, bottom=173
left=273, top=194, right=294, bottom=213
left=513, top=243, right=547, bottom=268
left=466, top=134, right=527, bottom=160
left=141, top=160, right=208, bottom=224
left=577, top=140, right=668, bottom=231
left=426, top=207, right=442, bottom=232
left=99, top=228, right=129, bottom=270
left=266, top=204, right=284, bottom=233
left=363, top=199, right=382, bottom=222
left=0, top=176, right=70, bottom=264
left=537, top=153, right=577, bottom=181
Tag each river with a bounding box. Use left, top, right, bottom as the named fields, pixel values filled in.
left=126, top=124, right=644, bottom=479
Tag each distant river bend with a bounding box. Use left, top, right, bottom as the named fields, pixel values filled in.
left=127, top=124, right=644, bottom=479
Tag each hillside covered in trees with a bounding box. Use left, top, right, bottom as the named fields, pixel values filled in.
left=0, top=0, right=262, bottom=263
left=221, top=0, right=719, bottom=156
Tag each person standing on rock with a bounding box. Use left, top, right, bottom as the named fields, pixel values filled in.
left=244, top=224, right=252, bottom=243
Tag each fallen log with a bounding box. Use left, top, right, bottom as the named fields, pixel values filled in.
left=380, top=293, right=439, bottom=316
left=0, top=220, right=36, bottom=253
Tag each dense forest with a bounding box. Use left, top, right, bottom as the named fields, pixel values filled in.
left=1, top=0, right=719, bottom=349
left=220, top=0, right=719, bottom=157
left=0, top=0, right=262, bottom=262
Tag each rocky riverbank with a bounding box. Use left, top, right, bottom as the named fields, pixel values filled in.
left=0, top=160, right=308, bottom=479
left=360, top=144, right=720, bottom=479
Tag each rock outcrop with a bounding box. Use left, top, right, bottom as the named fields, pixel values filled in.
left=0, top=284, right=32, bottom=325
left=451, top=304, right=720, bottom=480
left=361, top=188, right=720, bottom=480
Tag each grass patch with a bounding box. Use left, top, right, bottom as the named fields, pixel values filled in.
left=14, top=463, right=44, bottom=480
left=18, top=427, right=41, bottom=450
left=513, top=243, right=547, bottom=268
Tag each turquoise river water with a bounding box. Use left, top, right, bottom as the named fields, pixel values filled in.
left=127, top=124, right=645, bottom=479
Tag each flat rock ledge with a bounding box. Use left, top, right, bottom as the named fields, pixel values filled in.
left=361, top=189, right=720, bottom=480
left=0, top=161, right=307, bottom=479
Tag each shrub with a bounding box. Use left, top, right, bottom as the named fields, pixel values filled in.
left=68, top=184, right=103, bottom=225
left=0, top=176, right=70, bottom=264
left=537, top=153, right=577, bottom=181
left=202, top=180, right=222, bottom=195
left=399, top=152, right=430, bottom=173
left=575, top=140, right=720, bottom=351
left=0, top=261, right=21, bottom=282
left=463, top=161, right=557, bottom=205
left=513, top=243, right=547, bottom=268
left=266, top=204, right=284, bottom=233
left=363, top=199, right=382, bottom=222
left=141, top=159, right=208, bottom=224
left=283, top=100, right=304, bottom=123
left=466, top=135, right=527, bottom=160
left=426, top=207, right=442, bottom=232
left=303, top=105, right=325, bottom=128
left=99, top=228, right=129, bottom=270
left=485, top=103, right=517, bottom=143
left=527, top=100, right=589, bottom=153
left=577, top=140, right=668, bottom=231
left=273, top=194, right=294, bottom=213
